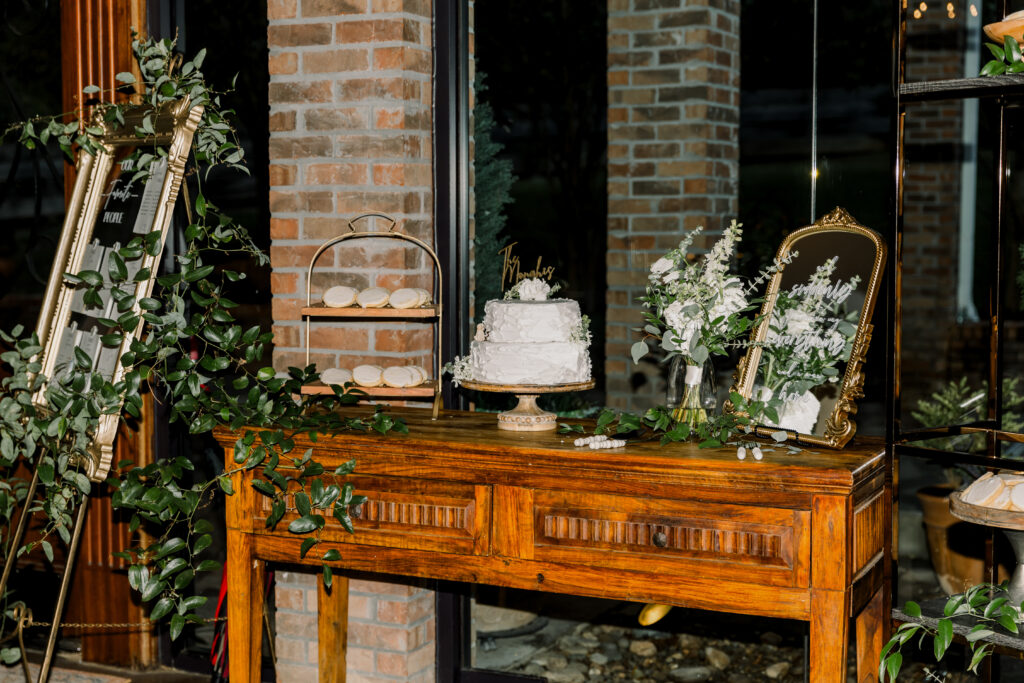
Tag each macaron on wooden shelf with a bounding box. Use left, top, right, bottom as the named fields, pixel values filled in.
left=300, top=213, right=442, bottom=418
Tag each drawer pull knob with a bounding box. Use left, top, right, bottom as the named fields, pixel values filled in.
left=652, top=532, right=668, bottom=548
left=350, top=503, right=364, bottom=519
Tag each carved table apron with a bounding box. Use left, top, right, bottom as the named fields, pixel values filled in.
left=216, top=409, right=890, bottom=683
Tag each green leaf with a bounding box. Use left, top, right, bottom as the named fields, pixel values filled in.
left=966, top=626, right=995, bottom=642
left=83, top=84, right=101, bottom=94
left=169, top=613, right=185, bottom=641
left=288, top=515, right=319, bottom=534
left=150, top=597, right=175, bottom=621
left=295, top=492, right=311, bottom=517
left=159, top=557, right=187, bottom=579
left=251, top=479, right=275, bottom=496
left=969, top=643, right=992, bottom=673
left=115, top=71, right=137, bottom=84
left=300, top=537, right=317, bottom=558
left=1007, top=35, right=1022, bottom=64
left=184, top=264, right=215, bottom=282
left=156, top=537, right=186, bottom=559
left=322, top=564, right=333, bottom=588
left=197, top=559, right=221, bottom=572
left=173, top=569, right=195, bottom=590
left=322, top=548, right=342, bottom=562
left=193, top=534, right=213, bottom=554
left=179, top=595, right=208, bottom=614
left=903, top=600, right=921, bottom=618
left=630, top=340, right=649, bottom=364
left=218, top=476, right=234, bottom=495
left=141, top=578, right=164, bottom=602
left=884, top=652, right=902, bottom=682
left=936, top=618, right=953, bottom=659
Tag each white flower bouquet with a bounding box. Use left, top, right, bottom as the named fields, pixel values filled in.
left=633, top=221, right=761, bottom=428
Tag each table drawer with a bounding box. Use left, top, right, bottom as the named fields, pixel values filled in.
left=504, top=488, right=810, bottom=588
left=256, top=474, right=491, bottom=555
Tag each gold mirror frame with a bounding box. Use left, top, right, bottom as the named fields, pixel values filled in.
left=730, top=207, right=887, bottom=448
left=32, top=98, right=203, bottom=481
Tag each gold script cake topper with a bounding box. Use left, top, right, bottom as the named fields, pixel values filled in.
left=499, top=242, right=556, bottom=292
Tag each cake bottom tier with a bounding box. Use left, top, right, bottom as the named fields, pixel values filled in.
left=470, top=341, right=591, bottom=385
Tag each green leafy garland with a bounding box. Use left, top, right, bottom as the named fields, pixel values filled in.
left=558, top=391, right=782, bottom=450
left=0, top=34, right=404, bottom=656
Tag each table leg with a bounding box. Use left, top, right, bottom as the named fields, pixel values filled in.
left=227, top=529, right=265, bottom=683
left=810, top=588, right=851, bottom=683
left=318, top=575, right=349, bottom=683
left=855, top=587, right=886, bottom=683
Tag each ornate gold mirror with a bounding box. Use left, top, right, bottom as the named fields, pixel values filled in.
left=32, top=98, right=202, bottom=481
left=732, top=207, right=887, bottom=448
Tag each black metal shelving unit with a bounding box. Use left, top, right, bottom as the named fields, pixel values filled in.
left=890, top=0, right=1024, bottom=676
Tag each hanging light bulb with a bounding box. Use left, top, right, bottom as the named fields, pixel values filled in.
left=970, top=3, right=978, bottom=16
left=914, top=8, right=922, bottom=18
left=920, top=1, right=928, bottom=11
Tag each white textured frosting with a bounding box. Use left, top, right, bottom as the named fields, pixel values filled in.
left=483, top=299, right=581, bottom=343
left=470, top=341, right=591, bottom=384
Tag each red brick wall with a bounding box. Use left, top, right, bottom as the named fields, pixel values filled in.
left=605, top=0, right=740, bottom=410
left=266, top=1, right=437, bottom=681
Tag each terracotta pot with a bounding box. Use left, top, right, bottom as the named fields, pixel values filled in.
left=916, top=485, right=1008, bottom=594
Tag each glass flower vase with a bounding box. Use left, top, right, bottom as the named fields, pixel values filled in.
left=666, top=356, right=716, bottom=432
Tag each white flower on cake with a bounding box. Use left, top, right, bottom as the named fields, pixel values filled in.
left=516, top=278, right=550, bottom=301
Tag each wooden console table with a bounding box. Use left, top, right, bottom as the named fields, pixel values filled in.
left=216, top=409, right=890, bottom=682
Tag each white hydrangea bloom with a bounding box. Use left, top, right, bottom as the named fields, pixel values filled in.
left=709, top=277, right=746, bottom=322
left=517, top=278, right=551, bottom=301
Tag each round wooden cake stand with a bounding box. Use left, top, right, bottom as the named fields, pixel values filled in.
left=950, top=491, right=1024, bottom=604
left=459, top=379, right=595, bottom=432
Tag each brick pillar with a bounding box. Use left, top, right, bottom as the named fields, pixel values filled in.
left=266, top=1, right=437, bottom=681
left=274, top=572, right=435, bottom=682
left=605, top=0, right=740, bottom=411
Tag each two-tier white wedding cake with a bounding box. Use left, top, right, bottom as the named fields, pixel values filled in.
left=468, top=279, right=591, bottom=385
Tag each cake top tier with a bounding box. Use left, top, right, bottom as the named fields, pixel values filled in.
left=483, top=299, right=582, bottom=343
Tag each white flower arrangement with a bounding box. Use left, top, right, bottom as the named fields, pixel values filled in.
left=756, top=256, right=862, bottom=432
left=633, top=221, right=758, bottom=370
left=571, top=314, right=592, bottom=347
left=503, top=277, right=561, bottom=301
left=442, top=355, right=473, bottom=387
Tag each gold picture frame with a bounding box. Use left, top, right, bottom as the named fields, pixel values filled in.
left=730, top=207, right=887, bottom=448
left=32, top=97, right=203, bottom=481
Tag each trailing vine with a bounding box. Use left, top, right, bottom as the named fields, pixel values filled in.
left=0, top=34, right=404, bottom=658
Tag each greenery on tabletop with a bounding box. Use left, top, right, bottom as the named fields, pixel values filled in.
left=0, top=34, right=405, bottom=659
left=881, top=583, right=1022, bottom=681
left=558, top=391, right=783, bottom=450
